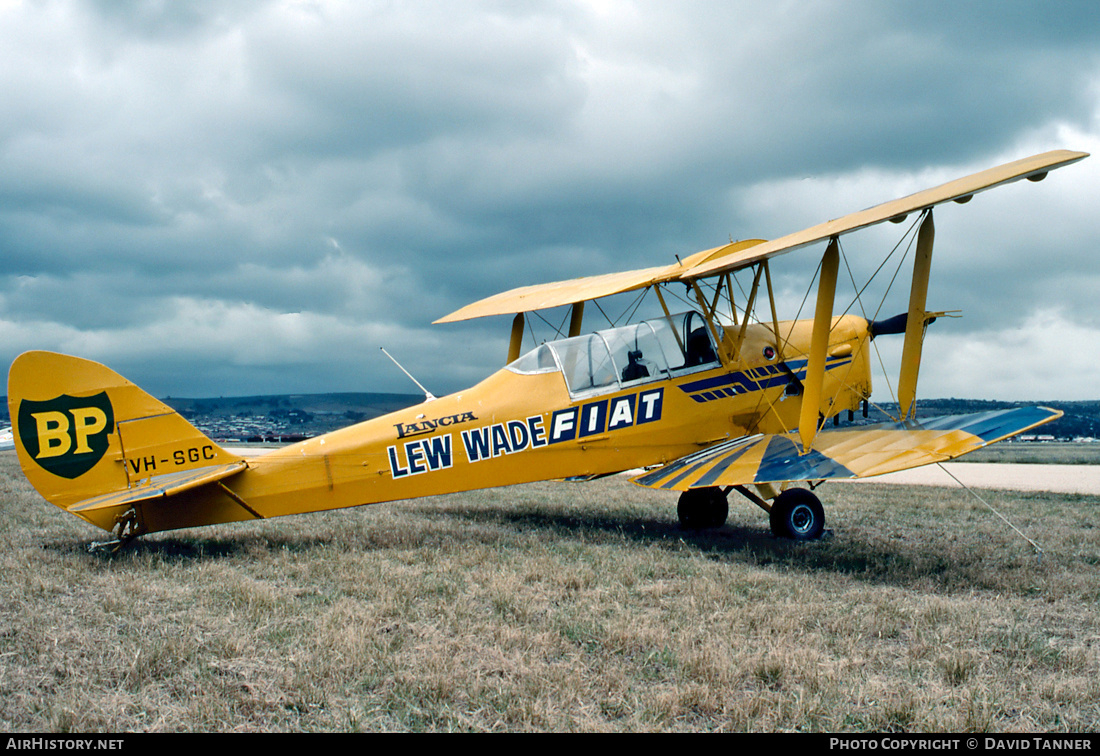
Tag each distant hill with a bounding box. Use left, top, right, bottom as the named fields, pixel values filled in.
left=862, top=399, right=1100, bottom=440
left=160, top=392, right=423, bottom=441
left=163, top=391, right=422, bottom=420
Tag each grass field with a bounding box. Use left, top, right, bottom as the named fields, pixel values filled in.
left=0, top=451, right=1097, bottom=732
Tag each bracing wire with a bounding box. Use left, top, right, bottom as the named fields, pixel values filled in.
left=935, top=463, right=1045, bottom=561
left=836, top=212, right=923, bottom=322
left=615, top=287, right=649, bottom=326
left=525, top=286, right=651, bottom=349
left=868, top=218, right=925, bottom=416
left=780, top=255, right=824, bottom=353
left=531, top=307, right=571, bottom=341
left=661, top=282, right=701, bottom=312
left=592, top=298, right=614, bottom=328
left=824, top=211, right=925, bottom=419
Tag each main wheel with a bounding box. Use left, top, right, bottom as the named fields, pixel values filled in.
left=677, top=487, right=729, bottom=529
left=769, top=488, right=825, bottom=540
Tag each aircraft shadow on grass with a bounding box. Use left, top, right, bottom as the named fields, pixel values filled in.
left=43, top=500, right=1010, bottom=591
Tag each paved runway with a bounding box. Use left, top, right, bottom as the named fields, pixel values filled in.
left=839, top=463, right=1100, bottom=495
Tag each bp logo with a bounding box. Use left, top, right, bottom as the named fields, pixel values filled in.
left=18, top=393, right=115, bottom=479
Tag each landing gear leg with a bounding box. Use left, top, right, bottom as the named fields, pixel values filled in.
left=769, top=488, right=825, bottom=540
left=677, top=487, right=729, bottom=529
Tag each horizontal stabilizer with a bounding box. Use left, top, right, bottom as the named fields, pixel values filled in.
left=631, top=406, right=1062, bottom=491
left=67, top=461, right=248, bottom=514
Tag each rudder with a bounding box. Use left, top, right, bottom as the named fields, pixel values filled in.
left=7, top=351, right=242, bottom=533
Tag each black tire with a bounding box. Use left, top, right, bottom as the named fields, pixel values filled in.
left=769, top=488, right=825, bottom=540
left=677, top=487, right=729, bottom=529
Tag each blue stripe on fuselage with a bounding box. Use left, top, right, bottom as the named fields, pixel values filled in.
left=678, top=356, right=852, bottom=403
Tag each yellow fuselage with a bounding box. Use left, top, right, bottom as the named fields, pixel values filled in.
left=129, top=315, right=872, bottom=535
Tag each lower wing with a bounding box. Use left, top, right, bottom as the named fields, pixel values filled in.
left=631, top=407, right=1061, bottom=491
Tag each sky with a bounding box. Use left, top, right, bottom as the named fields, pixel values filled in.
left=1, top=0, right=1099, bottom=402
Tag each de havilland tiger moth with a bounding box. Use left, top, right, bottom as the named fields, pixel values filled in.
left=5, top=149, right=1088, bottom=548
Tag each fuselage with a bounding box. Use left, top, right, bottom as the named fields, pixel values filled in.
left=134, top=312, right=873, bottom=535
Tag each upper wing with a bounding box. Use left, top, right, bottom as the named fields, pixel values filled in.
left=434, top=264, right=670, bottom=324
left=631, top=406, right=1062, bottom=491
left=435, top=150, right=1087, bottom=324
left=686, top=150, right=1088, bottom=279
left=434, top=239, right=766, bottom=323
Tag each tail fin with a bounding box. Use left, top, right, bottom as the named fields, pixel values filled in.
left=7, top=351, right=243, bottom=533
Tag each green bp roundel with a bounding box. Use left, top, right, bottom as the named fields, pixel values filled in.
left=18, top=393, right=115, bottom=479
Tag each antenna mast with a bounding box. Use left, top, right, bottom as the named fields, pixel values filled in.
left=380, top=348, right=437, bottom=402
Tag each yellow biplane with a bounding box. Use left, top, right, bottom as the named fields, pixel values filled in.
left=6, top=149, right=1088, bottom=547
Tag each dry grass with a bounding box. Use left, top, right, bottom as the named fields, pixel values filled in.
left=0, top=451, right=1097, bottom=732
